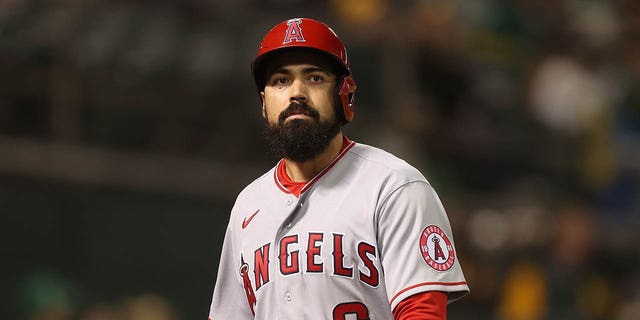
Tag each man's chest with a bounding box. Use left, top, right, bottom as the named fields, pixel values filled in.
left=233, top=188, right=382, bottom=288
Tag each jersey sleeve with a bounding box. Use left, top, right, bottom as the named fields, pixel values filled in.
left=376, top=181, right=469, bottom=311
left=392, top=291, right=447, bottom=319
left=208, top=225, right=254, bottom=320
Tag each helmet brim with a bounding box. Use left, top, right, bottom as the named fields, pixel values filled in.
left=251, top=46, right=350, bottom=92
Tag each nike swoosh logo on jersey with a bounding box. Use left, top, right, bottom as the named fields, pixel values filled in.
left=242, top=209, right=260, bottom=229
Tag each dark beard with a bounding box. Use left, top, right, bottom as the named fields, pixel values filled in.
left=264, top=102, right=341, bottom=162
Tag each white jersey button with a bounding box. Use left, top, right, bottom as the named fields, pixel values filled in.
left=286, top=199, right=293, bottom=206
left=285, top=292, right=292, bottom=301
left=284, top=221, right=292, bottom=228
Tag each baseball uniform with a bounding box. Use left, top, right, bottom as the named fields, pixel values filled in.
left=208, top=137, right=469, bottom=319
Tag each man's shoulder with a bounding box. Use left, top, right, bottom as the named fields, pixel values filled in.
left=347, top=142, right=427, bottom=182
left=235, top=165, right=277, bottom=200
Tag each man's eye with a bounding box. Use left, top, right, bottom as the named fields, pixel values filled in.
left=270, top=77, right=288, bottom=85
left=310, top=75, right=324, bottom=82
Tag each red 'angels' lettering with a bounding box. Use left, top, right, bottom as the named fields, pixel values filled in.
left=333, top=233, right=353, bottom=277
left=283, top=18, right=305, bottom=44
left=239, top=256, right=256, bottom=316
left=254, top=244, right=270, bottom=290
left=358, top=242, right=379, bottom=287
left=279, top=235, right=300, bottom=274
left=242, top=232, right=380, bottom=307
left=306, top=232, right=324, bottom=273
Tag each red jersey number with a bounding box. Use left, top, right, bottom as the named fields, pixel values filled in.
left=332, top=302, right=370, bottom=320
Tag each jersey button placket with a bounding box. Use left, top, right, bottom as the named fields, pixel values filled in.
left=283, top=198, right=296, bottom=229
left=284, top=291, right=293, bottom=301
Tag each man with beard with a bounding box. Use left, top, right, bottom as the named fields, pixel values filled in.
left=208, top=18, right=468, bottom=320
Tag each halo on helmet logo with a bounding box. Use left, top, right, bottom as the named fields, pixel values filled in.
left=283, top=18, right=306, bottom=44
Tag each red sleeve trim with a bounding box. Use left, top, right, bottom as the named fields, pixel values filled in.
left=389, top=281, right=467, bottom=306
left=393, top=291, right=447, bottom=320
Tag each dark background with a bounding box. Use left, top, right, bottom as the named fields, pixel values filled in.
left=1, top=1, right=639, bottom=319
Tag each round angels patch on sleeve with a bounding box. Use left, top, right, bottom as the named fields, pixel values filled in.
left=420, top=225, right=455, bottom=271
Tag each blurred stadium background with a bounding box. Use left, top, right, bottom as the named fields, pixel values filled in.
left=1, top=0, right=639, bottom=319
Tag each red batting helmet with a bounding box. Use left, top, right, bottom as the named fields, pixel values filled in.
left=252, top=18, right=357, bottom=124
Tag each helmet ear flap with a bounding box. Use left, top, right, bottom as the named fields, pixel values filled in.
left=336, top=76, right=356, bottom=124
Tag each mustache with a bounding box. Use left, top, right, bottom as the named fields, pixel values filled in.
left=278, top=101, right=320, bottom=124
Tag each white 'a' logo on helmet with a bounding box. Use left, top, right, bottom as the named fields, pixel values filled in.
left=283, top=18, right=306, bottom=44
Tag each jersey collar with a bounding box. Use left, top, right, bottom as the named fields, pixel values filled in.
left=274, top=136, right=355, bottom=197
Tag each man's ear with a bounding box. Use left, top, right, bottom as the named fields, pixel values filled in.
left=260, top=92, right=267, bottom=119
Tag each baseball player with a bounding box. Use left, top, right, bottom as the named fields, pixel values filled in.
left=208, top=18, right=469, bottom=320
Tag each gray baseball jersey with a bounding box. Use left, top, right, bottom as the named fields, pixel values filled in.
left=208, top=139, right=469, bottom=319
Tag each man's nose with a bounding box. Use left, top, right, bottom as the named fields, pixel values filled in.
left=289, top=79, right=308, bottom=102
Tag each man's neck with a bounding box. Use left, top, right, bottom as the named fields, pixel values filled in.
left=284, top=133, right=344, bottom=182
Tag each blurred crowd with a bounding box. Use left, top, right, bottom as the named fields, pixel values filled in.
left=1, top=0, right=639, bottom=319
left=20, top=271, right=180, bottom=320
